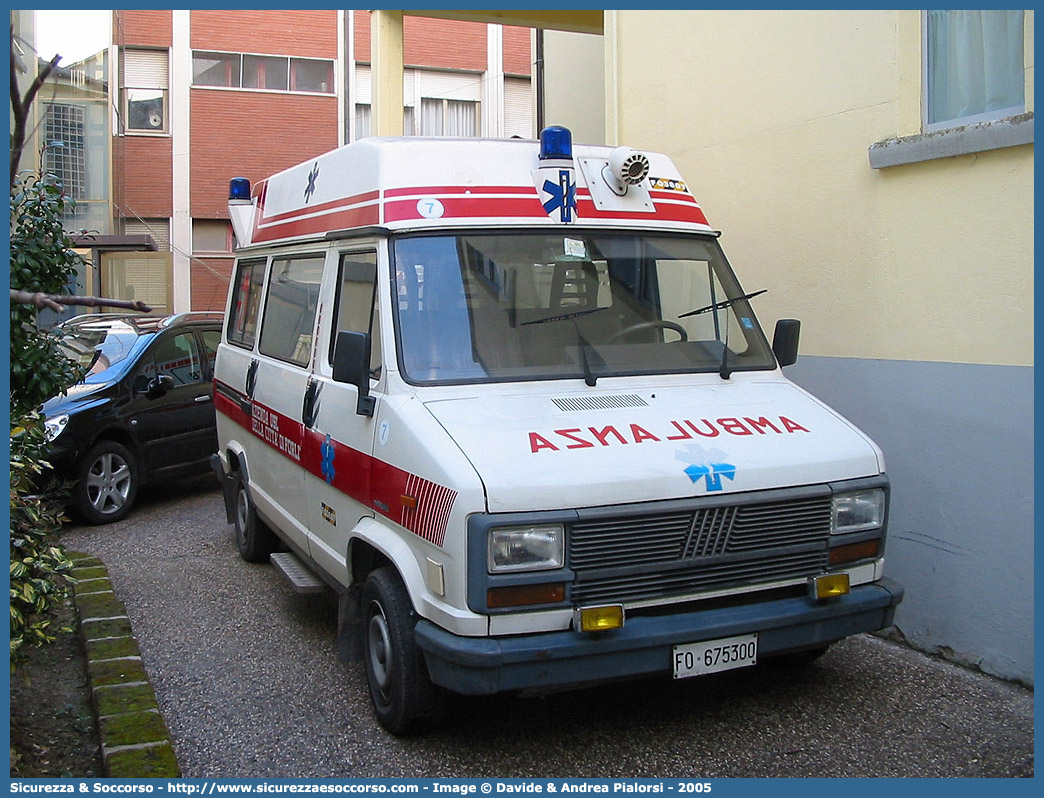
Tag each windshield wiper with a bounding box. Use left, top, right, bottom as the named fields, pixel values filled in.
left=522, top=307, right=604, bottom=386
left=677, top=289, right=767, bottom=381
left=521, top=306, right=607, bottom=326
left=679, top=289, right=767, bottom=319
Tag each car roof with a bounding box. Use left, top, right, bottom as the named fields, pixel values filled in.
left=58, top=312, right=223, bottom=335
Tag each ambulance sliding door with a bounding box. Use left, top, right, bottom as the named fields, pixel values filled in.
left=249, top=253, right=326, bottom=555
left=306, top=250, right=382, bottom=581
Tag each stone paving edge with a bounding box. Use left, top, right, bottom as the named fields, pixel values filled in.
left=68, top=551, right=181, bottom=778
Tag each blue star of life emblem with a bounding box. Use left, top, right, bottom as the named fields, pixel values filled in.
left=321, top=434, right=336, bottom=484
left=684, top=462, right=736, bottom=491
left=304, top=162, right=320, bottom=203
left=542, top=169, right=577, bottom=223
left=676, top=444, right=736, bottom=492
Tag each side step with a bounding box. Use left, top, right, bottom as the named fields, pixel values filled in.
left=270, top=552, right=327, bottom=594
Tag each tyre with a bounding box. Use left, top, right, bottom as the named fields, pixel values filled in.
left=361, top=567, right=446, bottom=735
left=233, top=475, right=278, bottom=563
left=74, top=440, right=138, bottom=524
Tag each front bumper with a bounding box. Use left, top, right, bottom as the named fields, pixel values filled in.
left=415, top=577, right=904, bottom=695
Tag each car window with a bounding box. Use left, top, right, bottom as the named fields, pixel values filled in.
left=200, top=329, right=221, bottom=376
left=136, top=332, right=204, bottom=389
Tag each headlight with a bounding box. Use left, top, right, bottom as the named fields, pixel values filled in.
left=488, top=524, right=564, bottom=573
left=831, top=489, right=885, bottom=534
left=44, top=414, right=69, bottom=443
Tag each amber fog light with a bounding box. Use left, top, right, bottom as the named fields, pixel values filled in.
left=574, top=605, right=625, bottom=633
left=809, top=572, right=850, bottom=601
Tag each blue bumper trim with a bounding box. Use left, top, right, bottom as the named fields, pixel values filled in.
left=414, top=578, right=904, bottom=695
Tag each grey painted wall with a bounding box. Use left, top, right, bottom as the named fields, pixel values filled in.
left=786, top=355, right=1034, bottom=685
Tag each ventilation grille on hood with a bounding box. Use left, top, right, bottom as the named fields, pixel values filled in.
left=552, top=394, right=648, bottom=412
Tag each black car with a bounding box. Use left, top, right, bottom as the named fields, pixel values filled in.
left=42, top=312, right=224, bottom=524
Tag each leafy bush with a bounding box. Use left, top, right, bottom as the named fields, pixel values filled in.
left=9, top=173, right=85, bottom=418
left=9, top=414, right=73, bottom=660
left=9, top=173, right=85, bottom=660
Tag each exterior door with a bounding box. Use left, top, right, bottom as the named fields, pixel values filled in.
left=129, top=330, right=214, bottom=478
left=306, top=250, right=382, bottom=581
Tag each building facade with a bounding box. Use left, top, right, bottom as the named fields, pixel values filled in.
left=13, top=9, right=1033, bottom=685
left=107, top=10, right=533, bottom=315
left=580, top=9, right=1032, bottom=684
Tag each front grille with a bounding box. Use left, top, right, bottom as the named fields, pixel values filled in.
left=569, top=494, right=831, bottom=604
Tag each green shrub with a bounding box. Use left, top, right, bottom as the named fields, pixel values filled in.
left=9, top=172, right=85, bottom=660
left=9, top=413, right=73, bottom=660
left=9, top=173, right=85, bottom=418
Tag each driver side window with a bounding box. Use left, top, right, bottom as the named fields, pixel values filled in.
left=135, top=332, right=203, bottom=390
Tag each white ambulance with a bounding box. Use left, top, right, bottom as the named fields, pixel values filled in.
left=212, top=127, right=903, bottom=734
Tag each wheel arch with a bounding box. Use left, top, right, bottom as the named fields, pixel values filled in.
left=346, top=517, right=427, bottom=613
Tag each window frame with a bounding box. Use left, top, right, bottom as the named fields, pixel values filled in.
left=868, top=10, right=1033, bottom=170
left=121, top=48, right=169, bottom=136
left=921, top=9, right=1026, bottom=133
left=257, top=254, right=325, bottom=368
left=328, top=251, right=381, bottom=377
left=226, top=258, right=268, bottom=351
left=191, top=50, right=335, bottom=96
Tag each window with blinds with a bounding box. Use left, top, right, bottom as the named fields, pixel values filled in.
left=121, top=48, right=169, bottom=134
left=123, top=218, right=171, bottom=251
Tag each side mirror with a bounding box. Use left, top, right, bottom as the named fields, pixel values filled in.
left=144, top=374, right=175, bottom=398
left=772, top=319, right=801, bottom=367
left=332, top=330, right=376, bottom=417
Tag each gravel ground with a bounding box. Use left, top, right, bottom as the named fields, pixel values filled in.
left=59, top=477, right=1034, bottom=779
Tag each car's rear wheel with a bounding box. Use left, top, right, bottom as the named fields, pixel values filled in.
left=74, top=440, right=138, bottom=524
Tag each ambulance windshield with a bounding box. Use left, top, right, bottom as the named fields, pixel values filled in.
left=391, top=232, right=776, bottom=385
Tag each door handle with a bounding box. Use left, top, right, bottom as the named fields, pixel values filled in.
left=194, top=395, right=212, bottom=403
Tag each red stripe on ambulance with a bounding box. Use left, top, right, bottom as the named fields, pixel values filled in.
left=216, top=383, right=456, bottom=547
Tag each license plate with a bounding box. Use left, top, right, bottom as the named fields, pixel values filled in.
left=673, top=633, right=758, bottom=678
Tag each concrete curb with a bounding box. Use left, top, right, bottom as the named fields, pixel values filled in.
left=67, top=551, right=181, bottom=778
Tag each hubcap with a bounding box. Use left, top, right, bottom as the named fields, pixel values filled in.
left=85, top=452, right=131, bottom=515
left=236, top=488, right=249, bottom=542
left=367, top=604, right=393, bottom=701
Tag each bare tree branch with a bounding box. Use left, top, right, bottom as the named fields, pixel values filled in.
left=10, top=28, right=61, bottom=185
left=10, top=289, right=153, bottom=314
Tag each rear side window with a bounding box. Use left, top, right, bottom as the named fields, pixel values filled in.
left=259, top=254, right=325, bottom=367
left=227, top=259, right=266, bottom=349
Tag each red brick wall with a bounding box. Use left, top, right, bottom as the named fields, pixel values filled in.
left=354, top=10, right=371, bottom=62
left=113, top=136, right=173, bottom=218
left=192, top=258, right=234, bottom=311
left=503, top=26, right=532, bottom=76
left=190, top=90, right=338, bottom=218
left=113, top=10, right=171, bottom=47
left=191, top=10, right=337, bottom=58
left=354, top=11, right=491, bottom=72
left=404, top=17, right=487, bottom=71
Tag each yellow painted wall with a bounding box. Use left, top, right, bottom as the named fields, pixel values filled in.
left=542, top=30, right=605, bottom=145
left=607, top=10, right=1033, bottom=367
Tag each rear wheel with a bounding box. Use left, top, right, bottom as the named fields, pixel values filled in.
left=361, top=567, right=446, bottom=735
left=233, top=476, right=277, bottom=562
left=74, top=440, right=138, bottom=524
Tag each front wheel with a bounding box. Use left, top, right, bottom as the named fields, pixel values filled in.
left=74, top=440, right=138, bottom=524
left=361, top=567, right=446, bottom=735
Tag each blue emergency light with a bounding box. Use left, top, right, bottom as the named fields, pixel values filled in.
left=229, top=177, right=251, bottom=201
left=539, top=126, right=572, bottom=160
